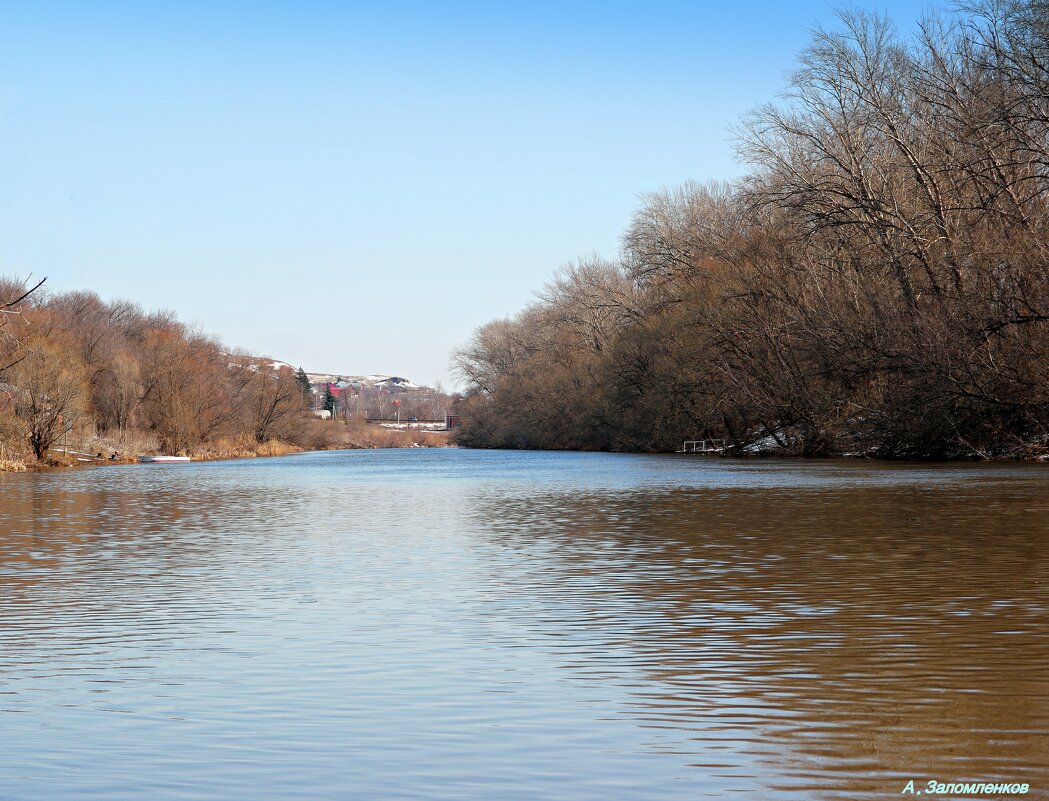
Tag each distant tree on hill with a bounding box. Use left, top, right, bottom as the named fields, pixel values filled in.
left=323, top=385, right=337, bottom=418
left=295, top=367, right=312, bottom=407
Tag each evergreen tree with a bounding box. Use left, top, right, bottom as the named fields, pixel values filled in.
left=295, top=367, right=312, bottom=407
left=323, top=384, right=337, bottom=418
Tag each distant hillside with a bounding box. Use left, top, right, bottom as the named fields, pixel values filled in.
left=224, top=355, right=430, bottom=392
left=304, top=370, right=424, bottom=391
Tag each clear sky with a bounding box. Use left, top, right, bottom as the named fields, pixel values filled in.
left=0, top=0, right=929, bottom=387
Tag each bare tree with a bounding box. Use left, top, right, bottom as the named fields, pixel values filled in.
left=454, top=3, right=1049, bottom=458
left=0, top=276, right=46, bottom=371
left=9, top=336, right=89, bottom=460
left=245, top=365, right=304, bottom=443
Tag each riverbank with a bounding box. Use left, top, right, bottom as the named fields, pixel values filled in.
left=454, top=419, right=1049, bottom=462
left=718, top=432, right=1049, bottom=462
left=457, top=435, right=1049, bottom=462
left=0, top=428, right=454, bottom=473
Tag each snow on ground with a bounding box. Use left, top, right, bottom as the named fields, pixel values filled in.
left=743, top=435, right=786, bottom=454
left=373, top=377, right=420, bottom=389
left=305, top=372, right=427, bottom=390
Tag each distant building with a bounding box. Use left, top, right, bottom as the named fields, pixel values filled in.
left=316, top=381, right=359, bottom=399
left=445, top=414, right=462, bottom=430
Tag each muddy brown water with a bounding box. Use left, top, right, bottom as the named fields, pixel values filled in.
left=1, top=450, right=1047, bottom=799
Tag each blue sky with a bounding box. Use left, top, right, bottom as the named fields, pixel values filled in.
left=0, top=0, right=929, bottom=387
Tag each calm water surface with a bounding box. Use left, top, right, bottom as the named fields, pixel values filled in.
left=1, top=450, right=1047, bottom=800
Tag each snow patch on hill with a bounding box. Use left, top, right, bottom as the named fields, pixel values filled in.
left=304, top=372, right=424, bottom=391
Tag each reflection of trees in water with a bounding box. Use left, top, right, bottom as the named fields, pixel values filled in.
left=3, top=461, right=1047, bottom=799
left=0, top=471, right=320, bottom=655
left=468, top=483, right=1049, bottom=798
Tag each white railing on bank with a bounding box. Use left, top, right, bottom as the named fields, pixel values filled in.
left=681, top=439, right=725, bottom=453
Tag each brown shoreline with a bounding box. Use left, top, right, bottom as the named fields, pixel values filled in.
left=1, top=431, right=455, bottom=473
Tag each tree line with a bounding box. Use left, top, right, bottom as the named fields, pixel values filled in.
left=454, top=1, right=1049, bottom=458
left=0, top=279, right=334, bottom=464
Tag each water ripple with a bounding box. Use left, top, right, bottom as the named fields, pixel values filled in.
left=1, top=450, right=1047, bottom=800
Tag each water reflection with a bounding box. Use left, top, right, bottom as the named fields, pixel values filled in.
left=468, top=478, right=1049, bottom=798
left=1, top=451, right=1047, bottom=800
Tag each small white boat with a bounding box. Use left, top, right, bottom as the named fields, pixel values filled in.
left=138, top=455, right=191, bottom=463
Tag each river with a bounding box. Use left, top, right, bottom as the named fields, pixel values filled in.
left=1, top=449, right=1047, bottom=799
